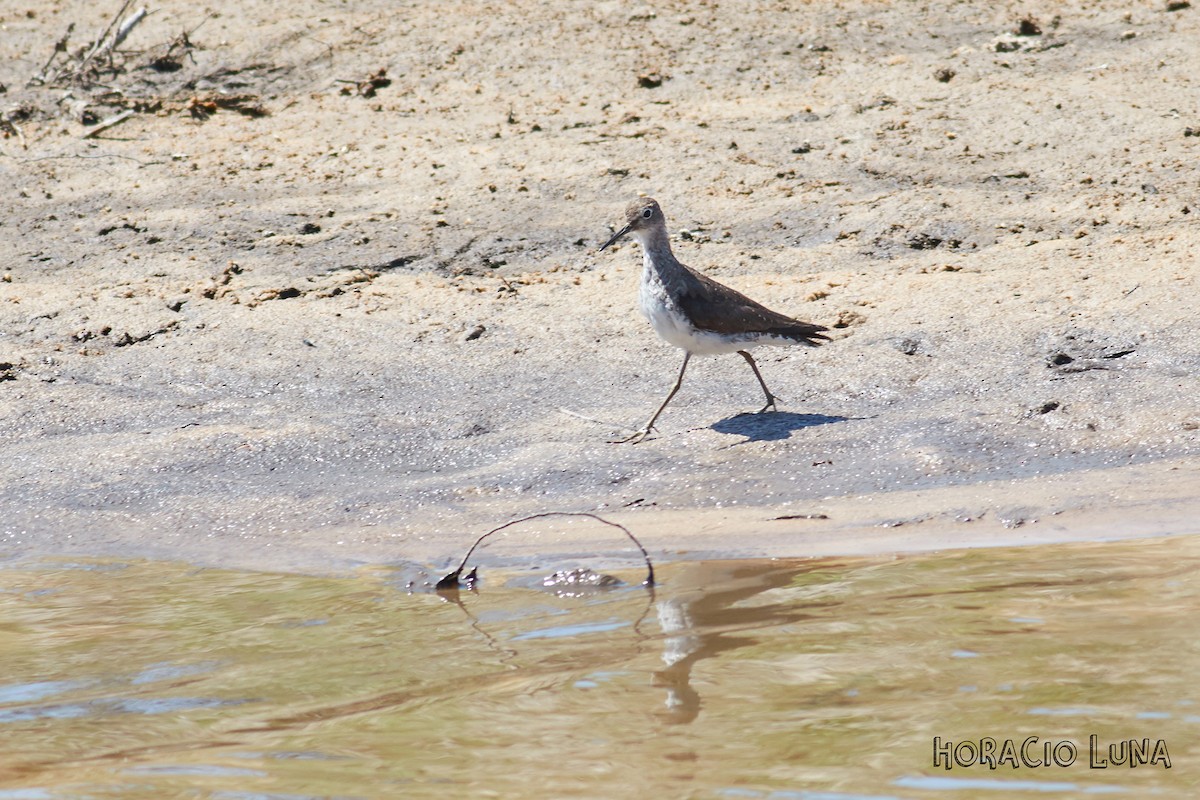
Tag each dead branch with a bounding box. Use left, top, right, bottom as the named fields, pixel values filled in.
left=0, top=117, right=27, bottom=149
left=31, top=23, right=75, bottom=86
left=112, top=7, right=149, bottom=52
left=82, top=109, right=135, bottom=138
left=43, top=2, right=152, bottom=87
left=437, top=512, right=656, bottom=590
left=78, top=0, right=134, bottom=73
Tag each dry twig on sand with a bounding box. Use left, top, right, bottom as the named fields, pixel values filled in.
left=81, top=109, right=135, bottom=139
left=0, top=116, right=28, bottom=149
left=32, top=2, right=152, bottom=88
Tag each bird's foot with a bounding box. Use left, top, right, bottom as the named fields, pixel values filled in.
left=756, top=395, right=781, bottom=414
left=610, top=426, right=655, bottom=444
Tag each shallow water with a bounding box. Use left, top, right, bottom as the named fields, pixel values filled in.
left=1, top=536, right=1198, bottom=799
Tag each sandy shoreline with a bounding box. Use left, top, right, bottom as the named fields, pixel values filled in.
left=2, top=0, right=1198, bottom=574
left=3, top=455, right=1197, bottom=576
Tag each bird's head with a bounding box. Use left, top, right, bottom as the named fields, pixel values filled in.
left=599, top=197, right=664, bottom=251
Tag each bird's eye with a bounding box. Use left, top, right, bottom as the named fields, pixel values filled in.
left=641, top=207, right=652, bottom=219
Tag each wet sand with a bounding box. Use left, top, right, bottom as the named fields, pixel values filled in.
left=2, top=0, right=1198, bottom=573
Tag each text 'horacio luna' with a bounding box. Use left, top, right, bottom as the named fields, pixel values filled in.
left=933, top=736, right=1170, bottom=770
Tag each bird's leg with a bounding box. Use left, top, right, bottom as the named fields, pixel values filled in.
left=738, top=350, right=781, bottom=413
left=613, top=352, right=691, bottom=444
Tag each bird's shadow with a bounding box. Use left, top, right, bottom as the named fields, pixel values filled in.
left=709, top=411, right=850, bottom=443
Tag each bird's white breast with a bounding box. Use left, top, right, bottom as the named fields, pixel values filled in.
left=638, top=254, right=751, bottom=355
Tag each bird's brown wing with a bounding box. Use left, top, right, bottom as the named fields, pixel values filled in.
left=677, top=266, right=830, bottom=345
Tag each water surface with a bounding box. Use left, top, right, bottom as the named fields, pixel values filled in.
left=1, top=536, right=1197, bottom=798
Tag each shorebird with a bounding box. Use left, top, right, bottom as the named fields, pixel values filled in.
left=600, top=197, right=829, bottom=443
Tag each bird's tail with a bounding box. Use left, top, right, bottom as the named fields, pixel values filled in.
left=772, top=322, right=831, bottom=346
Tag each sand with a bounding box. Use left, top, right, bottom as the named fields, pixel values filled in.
left=2, top=0, right=1198, bottom=574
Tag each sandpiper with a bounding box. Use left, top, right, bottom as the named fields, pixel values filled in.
left=600, top=197, right=829, bottom=443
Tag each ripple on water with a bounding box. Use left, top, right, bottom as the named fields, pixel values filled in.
left=0, top=536, right=1196, bottom=798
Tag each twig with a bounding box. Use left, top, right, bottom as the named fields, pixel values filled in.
left=82, top=109, right=135, bottom=138
left=558, top=407, right=636, bottom=431
left=186, top=13, right=213, bottom=37
left=437, top=512, right=656, bottom=590
left=1, top=118, right=27, bottom=150
left=31, top=23, right=75, bottom=85
left=112, top=7, right=150, bottom=52
left=19, top=152, right=164, bottom=165
left=79, top=0, right=134, bottom=71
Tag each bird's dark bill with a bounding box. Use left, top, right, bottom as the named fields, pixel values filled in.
left=599, top=224, right=631, bottom=251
